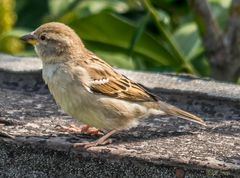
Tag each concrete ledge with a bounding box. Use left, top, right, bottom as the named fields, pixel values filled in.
left=0, top=53, right=240, bottom=177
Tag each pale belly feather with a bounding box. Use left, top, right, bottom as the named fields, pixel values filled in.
left=42, top=63, right=159, bottom=130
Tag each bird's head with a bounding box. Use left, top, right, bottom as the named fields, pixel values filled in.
left=20, top=22, right=84, bottom=63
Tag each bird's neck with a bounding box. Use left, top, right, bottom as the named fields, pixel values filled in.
left=37, top=46, right=86, bottom=65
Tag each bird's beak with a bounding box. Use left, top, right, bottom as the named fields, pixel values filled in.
left=20, top=33, right=38, bottom=45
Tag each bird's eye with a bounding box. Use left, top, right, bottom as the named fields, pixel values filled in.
left=40, top=35, right=46, bottom=41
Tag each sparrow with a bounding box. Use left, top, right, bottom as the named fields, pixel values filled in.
left=20, top=22, right=205, bottom=148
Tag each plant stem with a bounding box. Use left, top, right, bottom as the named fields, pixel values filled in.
left=143, top=0, right=196, bottom=74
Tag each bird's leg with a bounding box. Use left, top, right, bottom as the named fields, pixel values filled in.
left=73, top=130, right=117, bottom=148
left=55, top=124, right=102, bottom=136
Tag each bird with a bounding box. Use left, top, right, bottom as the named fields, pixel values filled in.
left=20, top=22, right=205, bottom=148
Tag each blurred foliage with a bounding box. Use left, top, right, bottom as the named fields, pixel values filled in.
left=0, top=0, right=15, bottom=34
left=0, top=0, right=231, bottom=76
left=0, top=0, right=24, bottom=54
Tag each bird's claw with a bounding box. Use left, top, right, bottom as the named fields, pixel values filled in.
left=73, top=130, right=117, bottom=148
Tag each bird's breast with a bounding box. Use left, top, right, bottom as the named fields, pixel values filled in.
left=42, top=63, right=60, bottom=84
left=42, top=64, right=106, bottom=127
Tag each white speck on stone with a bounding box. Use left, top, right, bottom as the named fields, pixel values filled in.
left=25, top=123, right=40, bottom=129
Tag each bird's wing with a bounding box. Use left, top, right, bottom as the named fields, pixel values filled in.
left=78, top=55, right=158, bottom=102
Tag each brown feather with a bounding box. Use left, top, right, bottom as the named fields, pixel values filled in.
left=158, top=101, right=206, bottom=126
left=76, top=54, right=158, bottom=102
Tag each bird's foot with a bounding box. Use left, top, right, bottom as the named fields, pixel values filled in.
left=73, top=130, right=117, bottom=149
left=55, top=124, right=102, bottom=136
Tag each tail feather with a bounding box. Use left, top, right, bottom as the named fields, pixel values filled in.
left=158, top=101, right=206, bottom=126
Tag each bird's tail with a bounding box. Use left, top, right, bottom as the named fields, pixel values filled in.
left=158, top=101, right=206, bottom=126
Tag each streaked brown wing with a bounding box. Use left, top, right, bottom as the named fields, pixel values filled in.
left=79, top=55, right=158, bottom=102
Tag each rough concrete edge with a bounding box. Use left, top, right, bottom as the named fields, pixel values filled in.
left=1, top=136, right=238, bottom=175
left=0, top=53, right=42, bottom=72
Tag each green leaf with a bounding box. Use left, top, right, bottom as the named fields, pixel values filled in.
left=128, top=13, right=150, bottom=57
left=15, top=0, right=49, bottom=29
left=48, top=0, right=75, bottom=16
left=173, top=23, right=210, bottom=75
left=204, top=0, right=230, bottom=29
left=84, top=41, right=136, bottom=69
left=68, top=12, right=178, bottom=68
left=190, top=52, right=210, bottom=76
left=174, top=23, right=201, bottom=59
left=143, top=0, right=196, bottom=74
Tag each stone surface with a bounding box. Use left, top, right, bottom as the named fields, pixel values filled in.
left=0, top=54, right=240, bottom=177
left=0, top=53, right=42, bottom=72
